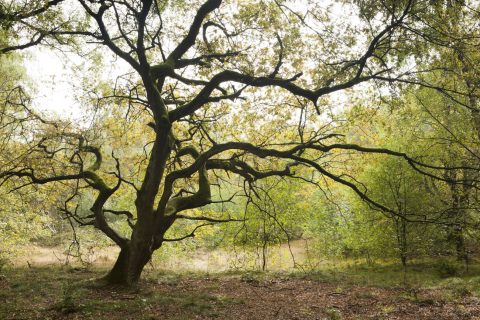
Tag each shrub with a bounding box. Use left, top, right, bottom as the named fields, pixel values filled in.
left=436, top=260, right=461, bottom=278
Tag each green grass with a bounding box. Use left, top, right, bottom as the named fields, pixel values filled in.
left=76, top=289, right=243, bottom=319
left=0, top=266, right=245, bottom=320
left=284, top=259, right=480, bottom=288
left=148, top=258, right=480, bottom=291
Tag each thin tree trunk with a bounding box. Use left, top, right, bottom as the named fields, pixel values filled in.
left=454, top=225, right=467, bottom=264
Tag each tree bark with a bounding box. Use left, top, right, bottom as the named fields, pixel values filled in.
left=105, top=246, right=153, bottom=285
left=453, top=225, right=467, bottom=264
left=105, top=247, right=131, bottom=285
left=105, top=234, right=155, bottom=286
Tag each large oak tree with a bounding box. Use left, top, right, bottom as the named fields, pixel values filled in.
left=1, top=0, right=479, bottom=285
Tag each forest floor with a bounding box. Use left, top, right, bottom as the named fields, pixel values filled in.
left=1, top=264, right=480, bottom=320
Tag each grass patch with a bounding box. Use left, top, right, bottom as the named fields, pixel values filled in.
left=0, top=266, right=245, bottom=319
left=286, top=260, right=480, bottom=289
left=148, top=260, right=480, bottom=295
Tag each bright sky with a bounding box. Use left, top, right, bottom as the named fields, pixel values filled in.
left=24, top=48, right=80, bottom=119
left=24, top=46, right=134, bottom=123
left=22, top=0, right=358, bottom=122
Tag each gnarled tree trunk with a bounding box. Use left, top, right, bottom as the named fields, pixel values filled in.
left=105, top=236, right=157, bottom=285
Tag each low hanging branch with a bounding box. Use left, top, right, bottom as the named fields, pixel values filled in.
left=1, top=133, right=128, bottom=247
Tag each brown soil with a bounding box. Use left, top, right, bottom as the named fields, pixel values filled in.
left=2, top=270, right=479, bottom=320
left=129, top=277, right=480, bottom=320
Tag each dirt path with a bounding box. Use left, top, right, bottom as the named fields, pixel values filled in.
left=14, top=240, right=310, bottom=272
